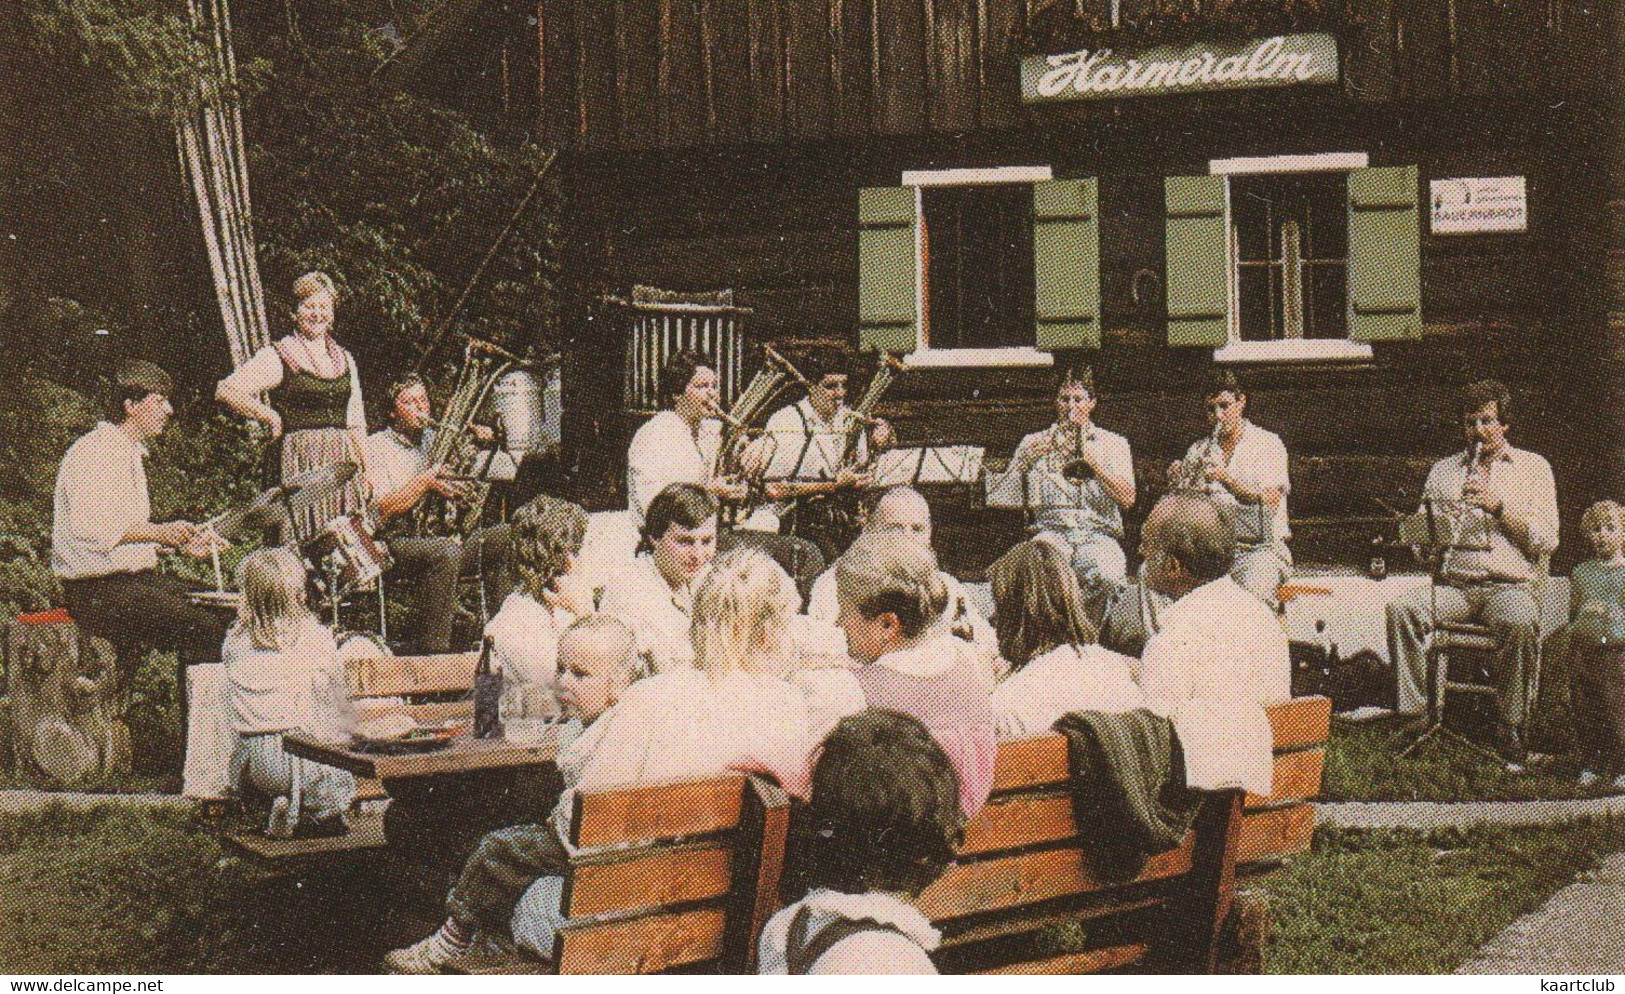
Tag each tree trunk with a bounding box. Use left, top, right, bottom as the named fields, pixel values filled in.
left=3, top=619, right=130, bottom=784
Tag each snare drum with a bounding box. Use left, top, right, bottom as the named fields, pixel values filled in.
left=303, top=512, right=393, bottom=591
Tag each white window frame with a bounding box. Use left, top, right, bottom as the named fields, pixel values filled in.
left=901, top=166, right=1056, bottom=370
left=1209, top=152, right=1376, bottom=364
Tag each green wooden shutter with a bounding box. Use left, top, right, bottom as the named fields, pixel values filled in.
left=857, top=186, right=919, bottom=353
left=1032, top=178, right=1100, bottom=350
left=1165, top=175, right=1231, bottom=347
left=1348, top=165, right=1422, bottom=341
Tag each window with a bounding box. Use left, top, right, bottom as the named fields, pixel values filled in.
left=857, top=166, right=1059, bottom=368
left=1231, top=172, right=1348, bottom=341
left=920, top=184, right=1034, bottom=351
left=1166, top=152, right=1405, bottom=363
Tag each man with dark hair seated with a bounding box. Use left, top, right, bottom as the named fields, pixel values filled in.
left=1386, top=378, right=1558, bottom=766
left=1135, top=492, right=1290, bottom=797
left=53, top=359, right=231, bottom=703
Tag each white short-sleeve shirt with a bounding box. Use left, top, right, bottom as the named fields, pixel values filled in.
left=51, top=422, right=157, bottom=579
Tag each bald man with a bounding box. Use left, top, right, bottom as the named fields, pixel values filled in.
left=804, top=487, right=997, bottom=676
left=1136, top=493, right=1291, bottom=795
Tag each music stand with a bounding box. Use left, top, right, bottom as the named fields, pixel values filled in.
left=873, top=446, right=985, bottom=488
left=1398, top=496, right=1499, bottom=761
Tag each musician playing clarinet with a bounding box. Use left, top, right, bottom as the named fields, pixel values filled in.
left=1009, top=365, right=1135, bottom=621
left=762, top=348, right=896, bottom=560
left=366, top=374, right=513, bottom=655
left=1168, top=370, right=1293, bottom=609
left=1386, top=379, right=1558, bottom=766
left=52, top=360, right=230, bottom=693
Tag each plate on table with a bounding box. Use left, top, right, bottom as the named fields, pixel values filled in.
left=350, top=725, right=464, bottom=754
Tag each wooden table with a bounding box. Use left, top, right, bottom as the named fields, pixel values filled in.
left=284, top=729, right=564, bottom=866
left=282, top=729, right=559, bottom=780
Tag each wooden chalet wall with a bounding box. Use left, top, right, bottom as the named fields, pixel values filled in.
left=537, top=0, right=1621, bottom=574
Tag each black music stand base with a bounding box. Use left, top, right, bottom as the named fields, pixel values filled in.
left=1398, top=719, right=1504, bottom=764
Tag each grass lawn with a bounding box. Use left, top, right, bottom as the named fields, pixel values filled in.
left=1256, top=820, right=1625, bottom=974
left=3, top=804, right=1624, bottom=974
left=1322, top=716, right=1625, bottom=802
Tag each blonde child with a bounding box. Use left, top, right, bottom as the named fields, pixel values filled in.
left=224, top=548, right=356, bottom=838
left=386, top=550, right=812, bottom=971
left=484, top=496, right=593, bottom=717
left=383, top=613, right=642, bottom=973
left=1565, top=500, right=1625, bottom=787
left=986, top=539, right=1143, bottom=739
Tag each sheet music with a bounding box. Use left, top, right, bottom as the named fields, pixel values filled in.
left=872, top=448, right=924, bottom=488
left=918, top=445, right=984, bottom=484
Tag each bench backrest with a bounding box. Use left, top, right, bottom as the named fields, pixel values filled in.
left=924, top=744, right=1239, bottom=973
left=545, top=773, right=791, bottom=974
left=1242, top=695, right=1330, bottom=875
left=921, top=695, right=1330, bottom=974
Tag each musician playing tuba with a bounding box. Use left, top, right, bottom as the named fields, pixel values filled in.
left=626, top=350, right=826, bottom=596
left=365, top=373, right=515, bottom=654
left=1166, top=370, right=1292, bottom=609
left=761, top=348, right=897, bottom=559
left=1009, top=365, right=1135, bottom=621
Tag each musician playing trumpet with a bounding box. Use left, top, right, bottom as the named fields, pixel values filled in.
left=762, top=349, right=896, bottom=559
left=1168, top=370, right=1292, bottom=608
left=1009, top=365, right=1135, bottom=619
left=366, top=374, right=514, bottom=654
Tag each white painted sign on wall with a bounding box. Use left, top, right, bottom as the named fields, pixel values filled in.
left=1429, top=176, right=1528, bottom=234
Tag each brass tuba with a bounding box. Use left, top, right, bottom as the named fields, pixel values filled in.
left=840, top=352, right=905, bottom=470
left=410, top=338, right=519, bottom=538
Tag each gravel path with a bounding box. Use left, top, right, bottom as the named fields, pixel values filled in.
left=0, top=790, right=193, bottom=814
left=1456, top=852, right=1625, bottom=974
left=1317, top=796, right=1625, bottom=830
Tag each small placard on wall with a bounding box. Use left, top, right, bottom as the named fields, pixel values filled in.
left=1429, top=176, right=1527, bottom=235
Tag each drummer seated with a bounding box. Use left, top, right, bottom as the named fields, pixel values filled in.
left=367, top=374, right=514, bottom=654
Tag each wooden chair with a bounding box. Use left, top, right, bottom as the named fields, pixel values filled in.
left=454, top=773, right=792, bottom=974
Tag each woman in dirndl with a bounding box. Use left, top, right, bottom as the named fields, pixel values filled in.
left=216, top=271, right=369, bottom=543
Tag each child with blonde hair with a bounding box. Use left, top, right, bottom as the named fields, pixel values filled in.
left=386, top=549, right=812, bottom=972
left=224, top=547, right=356, bottom=838
left=1562, top=500, right=1625, bottom=788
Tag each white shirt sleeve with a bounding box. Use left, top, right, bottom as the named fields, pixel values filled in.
left=220, top=344, right=284, bottom=395
left=56, top=438, right=138, bottom=553
left=627, top=418, right=676, bottom=523
left=345, top=350, right=366, bottom=430
left=1521, top=455, right=1560, bottom=558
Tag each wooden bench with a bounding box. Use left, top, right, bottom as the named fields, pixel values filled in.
left=924, top=696, right=1329, bottom=974
left=453, top=696, right=1329, bottom=975
left=454, top=773, right=791, bottom=974
left=218, top=652, right=478, bottom=864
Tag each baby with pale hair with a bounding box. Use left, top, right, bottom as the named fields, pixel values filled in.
left=387, top=549, right=813, bottom=972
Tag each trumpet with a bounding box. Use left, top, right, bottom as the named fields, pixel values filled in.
left=1053, top=422, right=1094, bottom=485
left=1172, top=422, right=1225, bottom=492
